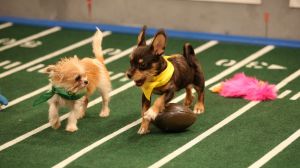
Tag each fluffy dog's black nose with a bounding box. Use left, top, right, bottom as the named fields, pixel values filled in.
left=84, top=80, right=89, bottom=84
left=126, top=71, right=133, bottom=79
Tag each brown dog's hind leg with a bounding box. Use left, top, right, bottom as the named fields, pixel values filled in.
left=184, top=85, right=194, bottom=107
left=193, top=85, right=205, bottom=114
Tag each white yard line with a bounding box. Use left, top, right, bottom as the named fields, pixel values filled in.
left=149, top=69, right=300, bottom=168
left=0, top=22, right=13, bottom=30
left=110, top=72, right=125, bottom=81
left=3, top=61, right=21, bottom=69
left=0, top=26, right=61, bottom=52
left=0, top=60, right=11, bottom=67
left=194, top=40, right=218, bottom=53
left=290, top=91, right=300, bottom=101
left=26, top=64, right=45, bottom=72
left=3, top=85, right=51, bottom=109
left=52, top=43, right=276, bottom=168
left=0, top=31, right=111, bottom=79
left=277, top=90, right=292, bottom=99
left=248, top=129, right=300, bottom=168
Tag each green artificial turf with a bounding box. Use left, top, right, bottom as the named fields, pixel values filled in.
left=0, top=24, right=299, bottom=168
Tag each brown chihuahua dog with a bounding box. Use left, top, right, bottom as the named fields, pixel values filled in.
left=126, top=26, right=205, bottom=134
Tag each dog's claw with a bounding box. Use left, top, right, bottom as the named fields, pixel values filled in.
left=137, top=126, right=150, bottom=135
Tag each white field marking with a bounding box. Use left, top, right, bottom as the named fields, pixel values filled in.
left=4, top=85, right=51, bottom=109
left=0, top=60, right=11, bottom=67
left=149, top=69, right=300, bottom=168
left=52, top=118, right=142, bottom=168
left=0, top=81, right=135, bottom=152
left=0, top=22, right=13, bottom=30
left=171, top=45, right=275, bottom=103
left=194, top=40, right=218, bottom=53
left=277, top=90, right=292, bottom=99
left=26, top=64, right=45, bottom=72
left=248, top=129, right=300, bottom=168
left=110, top=72, right=124, bottom=81
left=290, top=91, right=300, bottom=101
left=119, top=77, right=129, bottom=82
left=109, top=71, right=114, bottom=75
left=0, top=27, right=61, bottom=52
left=104, top=38, right=153, bottom=64
left=3, top=61, right=21, bottom=69
left=0, top=31, right=111, bottom=79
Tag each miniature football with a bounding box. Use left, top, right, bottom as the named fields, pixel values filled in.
left=153, top=103, right=197, bottom=132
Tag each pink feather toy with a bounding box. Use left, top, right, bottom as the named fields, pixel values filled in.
left=210, top=73, right=277, bottom=101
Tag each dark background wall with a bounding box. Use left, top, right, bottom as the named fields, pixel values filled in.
left=0, top=0, right=299, bottom=40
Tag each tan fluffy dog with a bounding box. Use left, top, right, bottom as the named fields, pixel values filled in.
left=44, top=28, right=111, bottom=132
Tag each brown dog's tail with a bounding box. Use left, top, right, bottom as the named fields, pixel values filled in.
left=93, top=27, right=104, bottom=62
left=183, top=43, right=198, bottom=68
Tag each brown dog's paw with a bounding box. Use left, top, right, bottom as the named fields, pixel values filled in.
left=137, top=126, right=150, bottom=135
left=193, top=103, right=205, bottom=114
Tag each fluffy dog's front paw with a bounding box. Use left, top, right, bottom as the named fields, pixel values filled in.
left=193, top=102, right=205, bottom=114
left=137, top=126, right=150, bottom=135
left=66, top=125, right=78, bottom=132
left=50, top=119, right=61, bottom=129
left=143, top=108, right=158, bottom=121
left=76, top=111, right=85, bottom=119
left=99, top=108, right=110, bottom=118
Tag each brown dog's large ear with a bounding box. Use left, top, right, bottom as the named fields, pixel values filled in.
left=151, top=29, right=167, bottom=55
left=137, top=25, right=147, bottom=46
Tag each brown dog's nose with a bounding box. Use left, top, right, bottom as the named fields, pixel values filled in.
left=84, top=80, right=89, bottom=85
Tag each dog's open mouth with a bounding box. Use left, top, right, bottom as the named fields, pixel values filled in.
left=134, top=78, right=146, bottom=86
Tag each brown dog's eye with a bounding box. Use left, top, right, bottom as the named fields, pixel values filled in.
left=139, top=63, right=147, bottom=70
left=75, top=75, right=81, bottom=81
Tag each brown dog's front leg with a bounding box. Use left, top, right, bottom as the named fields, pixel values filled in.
left=138, top=94, right=151, bottom=134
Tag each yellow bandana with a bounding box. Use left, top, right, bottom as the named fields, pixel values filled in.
left=141, top=56, right=175, bottom=100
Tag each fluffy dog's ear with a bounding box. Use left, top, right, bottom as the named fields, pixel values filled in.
left=137, top=25, right=147, bottom=46
left=44, top=65, right=56, bottom=74
left=151, top=29, right=167, bottom=55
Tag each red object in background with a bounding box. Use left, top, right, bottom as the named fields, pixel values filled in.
left=264, top=12, right=269, bottom=24
left=86, top=0, right=93, bottom=18
left=264, top=12, right=270, bottom=37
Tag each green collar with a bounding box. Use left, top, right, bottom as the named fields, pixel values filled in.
left=33, top=86, right=87, bottom=106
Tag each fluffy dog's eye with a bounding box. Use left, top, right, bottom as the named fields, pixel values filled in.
left=75, top=75, right=81, bottom=81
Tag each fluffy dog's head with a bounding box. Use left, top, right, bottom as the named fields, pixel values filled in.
left=45, top=56, right=89, bottom=93
left=126, top=26, right=167, bottom=86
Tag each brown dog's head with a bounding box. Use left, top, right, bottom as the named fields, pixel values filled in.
left=126, top=26, right=167, bottom=86
left=45, top=56, right=89, bottom=93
